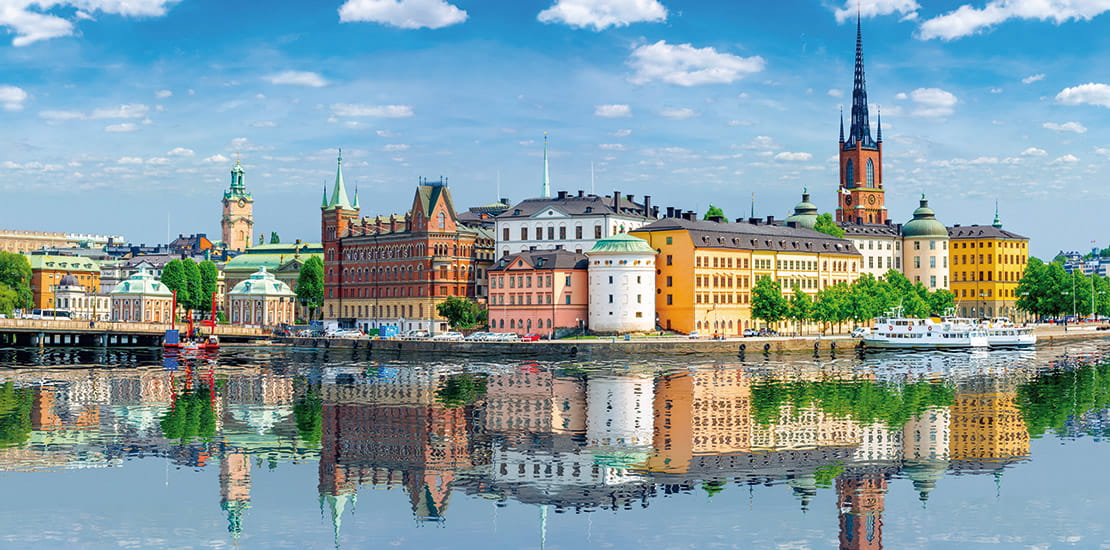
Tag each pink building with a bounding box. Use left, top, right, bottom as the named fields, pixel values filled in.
left=488, top=250, right=588, bottom=337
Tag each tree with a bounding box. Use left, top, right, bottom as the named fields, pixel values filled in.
left=436, top=296, right=487, bottom=330
left=182, top=258, right=203, bottom=312
left=788, top=285, right=813, bottom=335
left=296, top=256, right=325, bottom=321
left=703, top=204, right=726, bottom=220
left=161, top=259, right=189, bottom=315
left=927, top=289, right=956, bottom=316
left=814, top=283, right=850, bottom=333
left=752, top=277, right=789, bottom=328
left=198, top=261, right=219, bottom=315
left=1052, top=253, right=1068, bottom=264
left=270, top=232, right=280, bottom=244
left=0, top=285, right=19, bottom=316
left=0, top=251, right=33, bottom=311
left=813, top=213, right=845, bottom=238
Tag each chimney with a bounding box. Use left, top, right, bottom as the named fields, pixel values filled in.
left=557, top=190, right=567, bottom=199
left=626, top=194, right=635, bottom=204
left=500, top=197, right=510, bottom=205
left=709, top=215, right=725, bottom=223
left=643, top=195, right=652, bottom=217
left=749, top=218, right=760, bottom=225
left=666, top=207, right=675, bottom=218
left=786, top=221, right=798, bottom=228
left=577, top=190, right=584, bottom=197
left=652, top=206, right=660, bottom=218
left=766, top=215, right=775, bottom=225
left=613, top=190, right=620, bottom=211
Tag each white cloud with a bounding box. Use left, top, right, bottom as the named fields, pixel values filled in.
left=744, top=136, right=779, bottom=150
left=827, top=89, right=843, bottom=98
left=1022, top=73, right=1045, bottom=84
left=167, top=147, right=194, bottom=157
left=230, top=137, right=272, bottom=152
left=155, top=89, right=173, bottom=98
left=1056, top=83, right=1110, bottom=108
left=146, top=157, right=170, bottom=165
left=1043, top=121, right=1087, bottom=134
left=104, top=123, right=138, bottom=133
left=117, top=156, right=143, bottom=164
left=594, top=104, right=632, bottom=118
left=660, top=107, right=699, bottom=119
left=919, top=0, right=1110, bottom=41
left=91, top=103, right=149, bottom=119
left=609, top=129, right=632, bottom=137
left=203, top=154, right=230, bottom=163
left=1021, top=147, right=1047, bottom=157
left=775, top=152, right=813, bottom=161
left=0, top=0, right=179, bottom=46
left=905, top=87, right=958, bottom=117
left=537, top=0, right=666, bottom=30
left=0, top=85, right=27, bottom=110
left=384, top=143, right=410, bottom=151
left=599, top=143, right=627, bottom=151
left=1096, top=147, right=1110, bottom=156
left=338, top=0, right=467, bottom=29
left=628, top=40, right=765, bottom=86
left=39, top=109, right=85, bottom=121
left=833, top=0, right=920, bottom=22
left=989, top=87, right=1003, bottom=93
left=331, top=103, right=414, bottom=117
left=1051, top=154, right=1079, bottom=164
left=267, top=71, right=327, bottom=87
left=250, top=121, right=278, bottom=128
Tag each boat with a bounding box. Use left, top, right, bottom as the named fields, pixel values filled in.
left=981, top=318, right=1037, bottom=347
left=164, top=290, right=220, bottom=351
left=862, top=307, right=988, bottom=349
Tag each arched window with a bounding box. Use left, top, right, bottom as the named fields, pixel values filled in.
left=845, top=160, right=854, bottom=187
left=866, top=158, right=875, bottom=187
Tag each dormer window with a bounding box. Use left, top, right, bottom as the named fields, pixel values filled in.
left=585, top=207, right=593, bottom=213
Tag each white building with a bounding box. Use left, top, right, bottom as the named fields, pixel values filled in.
left=109, top=269, right=174, bottom=323
left=227, top=267, right=297, bottom=327
left=586, top=233, right=657, bottom=334
left=585, top=374, right=654, bottom=449
left=54, top=273, right=109, bottom=320
left=495, top=191, right=656, bottom=257
left=901, top=195, right=950, bottom=290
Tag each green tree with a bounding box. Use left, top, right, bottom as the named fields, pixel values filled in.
left=814, top=283, right=850, bottom=333
left=813, top=213, right=845, bottom=238
left=0, top=251, right=33, bottom=311
left=295, top=256, right=325, bottom=321
left=436, top=296, right=487, bottom=330
left=1052, top=253, right=1068, bottom=264
left=435, top=373, right=488, bottom=408
left=1016, top=258, right=1048, bottom=318
left=927, top=289, right=956, bottom=316
left=197, top=260, right=219, bottom=315
left=161, top=259, right=189, bottom=317
left=845, top=274, right=883, bottom=324
left=0, top=382, right=34, bottom=446
left=0, top=285, right=20, bottom=316
left=752, top=277, right=789, bottom=328
left=703, top=204, right=726, bottom=220
left=788, top=285, right=813, bottom=335
left=182, top=258, right=203, bottom=312
left=269, top=232, right=280, bottom=244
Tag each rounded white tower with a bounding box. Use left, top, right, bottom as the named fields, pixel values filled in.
left=586, top=233, right=657, bottom=333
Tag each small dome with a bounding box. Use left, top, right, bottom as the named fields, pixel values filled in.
left=229, top=267, right=295, bottom=297
left=902, top=195, right=948, bottom=238
left=785, top=189, right=819, bottom=229
left=587, top=233, right=656, bottom=255
left=59, top=273, right=79, bottom=287
left=110, top=269, right=173, bottom=297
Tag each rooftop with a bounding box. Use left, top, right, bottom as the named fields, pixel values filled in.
left=490, top=249, right=589, bottom=272
left=633, top=217, right=861, bottom=255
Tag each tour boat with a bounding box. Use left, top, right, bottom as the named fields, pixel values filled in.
left=982, top=318, right=1037, bottom=347
left=862, top=308, right=988, bottom=349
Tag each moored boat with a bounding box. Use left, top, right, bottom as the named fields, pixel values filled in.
left=862, top=308, right=988, bottom=349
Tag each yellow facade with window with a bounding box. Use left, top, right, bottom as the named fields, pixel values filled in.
left=948, top=224, right=1029, bottom=319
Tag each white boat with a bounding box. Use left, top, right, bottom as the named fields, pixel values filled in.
left=862, top=308, right=988, bottom=349
left=981, top=318, right=1037, bottom=347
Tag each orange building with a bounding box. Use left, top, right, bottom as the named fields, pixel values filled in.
left=646, top=368, right=753, bottom=474
left=488, top=250, right=589, bottom=336
left=26, top=254, right=101, bottom=311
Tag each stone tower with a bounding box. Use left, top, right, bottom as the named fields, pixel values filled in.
left=221, top=159, right=254, bottom=252
left=836, top=16, right=886, bottom=225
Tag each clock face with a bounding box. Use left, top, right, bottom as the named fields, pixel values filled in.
left=868, top=194, right=876, bottom=205
left=238, top=199, right=246, bottom=208
left=845, top=195, right=853, bottom=206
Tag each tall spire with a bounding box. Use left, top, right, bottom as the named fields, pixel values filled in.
left=876, top=106, right=883, bottom=142
left=352, top=185, right=360, bottom=210
left=846, top=12, right=876, bottom=150
left=839, top=107, right=845, bottom=142
left=542, top=133, right=551, bottom=198
left=992, top=200, right=1002, bottom=228
left=327, top=148, right=355, bottom=211
left=320, top=183, right=328, bottom=209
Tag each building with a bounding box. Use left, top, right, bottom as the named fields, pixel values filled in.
left=631, top=215, right=862, bottom=336
left=843, top=223, right=901, bottom=279
left=901, top=195, right=950, bottom=290
left=487, top=249, right=588, bottom=337
left=169, top=234, right=215, bottom=256
left=227, top=267, right=297, bottom=327
left=53, top=273, right=109, bottom=320
left=25, top=253, right=102, bottom=311
left=221, top=159, right=254, bottom=253
left=457, top=199, right=511, bottom=229
left=109, top=269, right=173, bottom=323
left=948, top=216, right=1029, bottom=319
left=645, top=369, right=752, bottom=474
left=320, top=153, right=496, bottom=333
left=495, top=190, right=656, bottom=258
left=835, top=18, right=886, bottom=226
left=586, top=233, right=657, bottom=334
left=0, top=230, right=123, bottom=254
left=222, top=241, right=322, bottom=319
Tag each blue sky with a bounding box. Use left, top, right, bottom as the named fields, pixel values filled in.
left=0, top=0, right=1107, bottom=258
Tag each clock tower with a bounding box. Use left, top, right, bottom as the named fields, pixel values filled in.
left=836, top=16, right=887, bottom=225
left=221, top=159, right=254, bottom=252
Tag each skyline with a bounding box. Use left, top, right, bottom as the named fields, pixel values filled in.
left=0, top=0, right=1108, bottom=259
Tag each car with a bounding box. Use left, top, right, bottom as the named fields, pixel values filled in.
left=489, top=332, right=520, bottom=342
left=742, top=328, right=758, bottom=337
left=328, top=329, right=362, bottom=338
left=688, top=331, right=701, bottom=339
left=402, top=330, right=430, bottom=339
left=851, top=327, right=869, bottom=338
left=757, top=329, right=778, bottom=337
left=464, top=332, right=488, bottom=341
left=521, top=334, right=541, bottom=342
left=432, top=332, right=463, bottom=341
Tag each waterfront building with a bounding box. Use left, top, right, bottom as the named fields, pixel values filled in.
left=495, top=190, right=655, bottom=257
left=587, top=233, right=657, bottom=334
left=221, top=159, right=254, bottom=253
left=222, top=240, right=322, bottom=320
left=25, top=253, right=101, bottom=311
left=646, top=368, right=752, bottom=474
left=53, top=273, right=109, bottom=320
left=948, top=216, right=1029, bottom=319
left=835, top=18, right=886, bottom=226
left=168, top=233, right=215, bottom=256
left=109, top=269, right=173, bottom=323
left=0, top=230, right=123, bottom=254
left=227, top=267, right=297, bottom=327
left=631, top=216, right=861, bottom=336
left=487, top=249, right=588, bottom=336
left=949, top=379, right=1029, bottom=466
left=321, top=153, right=495, bottom=333
left=901, top=195, right=950, bottom=290
left=457, top=199, right=511, bottom=229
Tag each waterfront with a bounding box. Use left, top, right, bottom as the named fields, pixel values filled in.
left=2, top=341, right=1110, bottom=548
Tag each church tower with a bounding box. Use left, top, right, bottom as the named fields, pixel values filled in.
left=836, top=16, right=886, bottom=225
left=321, top=150, right=360, bottom=320
left=221, top=159, right=254, bottom=252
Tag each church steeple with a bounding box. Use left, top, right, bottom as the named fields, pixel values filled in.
left=839, top=108, right=845, bottom=143
left=325, top=149, right=355, bottom=211
left=836, top=15, right=886, bottom=225
left=541, top=133, right=551, bottom=198
left=992, top=200, right=1003, bottom=229
left=845, top=13, right=876, bottom=151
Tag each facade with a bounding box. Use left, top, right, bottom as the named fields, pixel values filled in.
left=25, top=254, right=102, bottom=310
left=487, top=249, right=588, bottom=336
left=109, top=269, right=173, bottom=323
left=321, top=153, right=496, bottom=333
left=53, top=273, right=109, bottom=320
left=221, top=160, right=254, bottom=253
left=0, top=230, right=123, bottom=254
left=222, top=241, right=322, bottom=319
left=495, top=190, right=656, bottom=257
left=169, top=233, right=215, bottom=256
left=901, top=196, right=950, bottom=290
left=227, top=267, right=297, bottom=327
left=842, top=223, right=901, bottom=279
left=631, top=216, right=862, bottom=336
left=836, top=19, right=887, bottom=226
left=586, top=233, right=657, bottom=334
left=948, top=218, right=1029, bottom=319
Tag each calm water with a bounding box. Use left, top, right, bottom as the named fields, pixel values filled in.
left=2, top=342, right=1110, bottom=549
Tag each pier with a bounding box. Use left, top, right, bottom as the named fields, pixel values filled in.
left=0, top=318, right=267, bottom=347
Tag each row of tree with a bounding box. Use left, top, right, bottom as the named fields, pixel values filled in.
left=0, top=252, right=33, bottom=315
left=751, top=270, right=956, bottom=333
left=1016, top=257, right=1110, bottom=319
left=161, top=258, right=219, bottom=316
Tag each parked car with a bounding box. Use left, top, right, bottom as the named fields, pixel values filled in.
left=402, top=330, right=430, bottom=339
left=328, top=329, right=361, bottom=338
left=489, top=332, right=520, bottom=342
left=521, top=334, right=541, bottom=342
left=851, top=327, right=869, bottom=338
left=432, top=332, right=463, bottom=341
left=757, top=329, right=778, bottom=337
left=464, top=332, right=488, bottom=341
left=688, top=331, right=701, bottom=339
left=742, top=328, right=758, bottom=337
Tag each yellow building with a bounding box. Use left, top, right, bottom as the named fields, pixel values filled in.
left=948, top=218, right=1029, bottom=319
left=949, top=380, right=1029, bottom=464
left=631, top=217, right=862, bottom=335
left=645, top=368, right=752, bottom=473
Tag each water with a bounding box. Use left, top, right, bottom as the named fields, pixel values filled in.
left=2, top=342, right=1110, bottom=549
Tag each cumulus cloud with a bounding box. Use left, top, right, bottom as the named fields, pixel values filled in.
left=91, top=103, right=149, bottom=119
left=0, top=0, right=179, bottom=46
left=338, top=0, right=467, bottom=29
left=331, top=103, right=414, bottom=117
left=594, top=104, right=632, bottom=118
left=155, top=89, right=173, bottom=98
left=1021, top=147, right=1047, bottom=157
left=146, top=157, right=170, bottom=165
left=39, top=109, right=84, bottom=121
left=599, top=143, right=627, bottom=151
left=744, top=136, right=779, bottom=150
left=902, top=87, right=958, bottom=117
left=609, top=129, right=632, bottom=137
left=1043, top=121, right=1087, bottom=133
left=167, top=147, right=194, bottom=157
left=384, top=144, right=410, bottom=151
left=0, top=85, right=27, bottom=110
left=1022, top=73, right=1045, bottom=84
left=775, top=152, right=813, bottom=161
left=203, top=154, right=231, bottom=163
left=267, top=71, right=327, bottom=87
left=827, top=89, right=844, bottom=98
left=104, top=123, right=138, bottom=132
left=117, top=156, right=143, bottom=164
left=628, top=40, right=765, bottom=86
left=537, top=0, right=666, bottom=30
left=833, top=0, right=920, bottom=23
left=250, top=121, right=278, bottom=128
left=1051, top=154, right=1079, bottom=164
left=1056, top=83, right=1110, bottom=108
left=660, top=107, right=699, bottom=119
left=919, top=0, right=1110, bottom=41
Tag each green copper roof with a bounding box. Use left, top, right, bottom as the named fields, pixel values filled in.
left=228, top=267, right=295, bottom=297
left=223, top=244, right=322, bottom=273
left=784, top=188, right=819, bottom=230
left=587, top=233, right=656, bottom=255
left=902, top=194, right=948, bottom=238
left=110, top=270, right=172, bottom=296
left=25, top=254, right=100, bottom=272
left=324, top=150, right=355, bottom=211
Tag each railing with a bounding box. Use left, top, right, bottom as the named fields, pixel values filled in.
left=0, top=318, right=266, bottom=336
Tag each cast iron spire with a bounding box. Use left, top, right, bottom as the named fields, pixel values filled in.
left=846, top=13, right=876, bottom=150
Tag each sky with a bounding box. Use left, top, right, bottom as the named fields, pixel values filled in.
left=0, top=0, right=1107, bottom=259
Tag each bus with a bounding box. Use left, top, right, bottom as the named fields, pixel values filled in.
left=23, top=309, right=73, bottom=320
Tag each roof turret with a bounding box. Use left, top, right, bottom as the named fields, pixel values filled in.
left=324, top=149, right=355, bottom=211
left=902, top=194, right=948, bottom=238
left=784, top=188, right=819, bottom=229
left=586, top=233, right=656, bottom=255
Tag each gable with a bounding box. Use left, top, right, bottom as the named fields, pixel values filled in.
left=529, top=206, right=571, bottom=220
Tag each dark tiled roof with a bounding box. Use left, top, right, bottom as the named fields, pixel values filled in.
left=839, top=222, right=902, bottom=237
left=634, top=217, right=861, bottom=255
left=948, top=225, right=1028, bottom=241
left=490, top=249, right=588, bottom=272
left=496, top=194, right=650, bottom=220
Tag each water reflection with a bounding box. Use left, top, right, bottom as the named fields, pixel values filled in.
left=1, top=343, right=1110, bottom=547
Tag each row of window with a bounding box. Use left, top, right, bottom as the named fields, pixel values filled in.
left=328, top=285, right=470, bottom=299
left=504, top=225, right=602, bottom=241
left=953, top=240, right=1027, bottom=249
left=491, top=294, right=574, bottom=306
left=855, top=239, right=900, bottom=251
left=694, top=293, right=750, bottom=305
left=954, top=270, right=1022, bottom=282
left=910, top=255, right=947, bottom=269
left=953, top=254, right=1027, bottom=265
left=866, top=256, right=901, bottom=269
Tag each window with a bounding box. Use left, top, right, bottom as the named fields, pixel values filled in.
left=929, top=256, right=936, bottom=268
left=565, top=275, right=572, bottom=286
left=437, top=212, right=446, bottom=230
left=608, top=295, right=614, bottom=303
left=845, top=159, right=854, bottom=186
left=547, top=227, right=554, bottom=240
left=866, top=158, right=875, bottom=187
left=667, top=294, right=673, bottom=305
left=559, top=227, right=566, bottom=239
left=666, top=255, right=672, bottom=266
left=666, top=236, right=673, bottom=245
left=666, top=276, right=673, bottom=287
left=608, top=276, right=613, bottom=284
left=930, top=275, right=936, bottom=288
left=914, top=256, right=921, bottom=268
left=575, top=226, right=583, bottom=239
left=521, top=227, right=529, bottom=240
left=565, top=295, right=571, bottom=305
left=914, top=241, right=921, bottom=250
left=594, top=225, right=602, bottom=239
